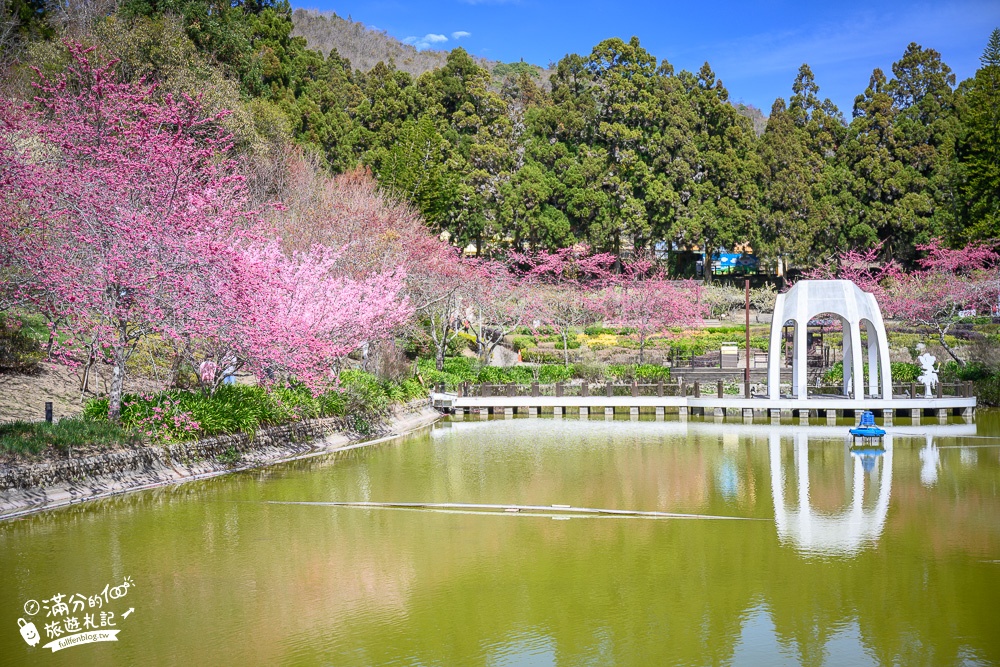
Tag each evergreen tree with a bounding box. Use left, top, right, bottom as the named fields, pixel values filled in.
left=758, top=98, right=819, bottom=270
left=955, top=28, right=1000, bottom=242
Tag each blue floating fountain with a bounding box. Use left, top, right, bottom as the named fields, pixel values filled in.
left=849, top=410, right=886, bottom=446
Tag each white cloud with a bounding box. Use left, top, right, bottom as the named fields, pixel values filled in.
left=409, top=33, right=449, bottom=50
left=452, top=31, right=472, bottom=40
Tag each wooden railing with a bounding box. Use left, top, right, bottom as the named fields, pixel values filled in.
left=433, top=380, right=976, bottom=400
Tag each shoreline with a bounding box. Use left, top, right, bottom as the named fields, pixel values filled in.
left=0, top=401, right=441, bottom=521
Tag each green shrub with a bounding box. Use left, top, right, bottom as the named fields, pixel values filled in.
left=823, top=361, right=859, bottom=385
left=538, top=335, right=581, bottom=349
left=936, top=361, right=1000, bottom=406
left=668, top=331, right=769, bottom=357
left=340, top=369, right=391, bottom=414
left=823, top=361, right=923, bottom=385
left=395, top=377, right=428, bottom=402
left=218, top=446, right=242, bottom=467
left=317, top=390, right=348, bottom=417
left=973, top=372, right=1000, bottom=406
left=940, top=360, right=994, bottom=382
left=510, top=335, right=536, bottom=352
left=603, top=364, right=668, bottom=380
left=477, top=365, right=535, bottom=385
left=82, top=371, right=424, bottom=443
left=514, top=325, right=556, bottom=336
left=538, top=364, right=574, bottom=383
left=476, top=366, right=508, bottom=384
left=0, top=315, right=44, bottom=374
left=0, top=418, right=140, bottom=456
left=890, top=362, right=921, bottom=383
left=447, top=332, right=478, bottom=355
left=573, top=361, right=607, bottom=382
left=606, top=364, right=636, bottom=379
left=417, top=356, right=480, bottom=386
left=635, top=364, right=671, bottom=381
left=522, top=349, right=566, bottom=364
left=617, top=326, right=638, bottom=335
left=584, top=325, right=615, bottom=336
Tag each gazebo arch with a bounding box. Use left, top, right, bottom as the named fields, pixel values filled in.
left=767, top=280, right=892, bottom=400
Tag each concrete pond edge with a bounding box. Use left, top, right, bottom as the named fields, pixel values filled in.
left=0, top=400, right=441, bottom=521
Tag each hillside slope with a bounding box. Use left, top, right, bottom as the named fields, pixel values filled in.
left=291, top=9, right=492, bottom=78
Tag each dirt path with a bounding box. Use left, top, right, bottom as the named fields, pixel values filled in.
left=0, top=361, right=162, bottom=422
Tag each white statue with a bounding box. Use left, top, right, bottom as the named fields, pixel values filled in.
left=917, top=351, right=938, bottom=397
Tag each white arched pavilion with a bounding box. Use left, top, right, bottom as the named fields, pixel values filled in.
left=767, top=280, right=892, bottom=400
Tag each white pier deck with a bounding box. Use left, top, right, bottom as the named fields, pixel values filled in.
left=430, top=384, right=976, bottom=424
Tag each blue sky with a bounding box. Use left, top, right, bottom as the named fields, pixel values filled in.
left=301, top=1, right=1000, bottom=116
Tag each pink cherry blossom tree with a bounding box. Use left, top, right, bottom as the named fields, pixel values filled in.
left=171, top=241, right=411, bottom=393
left=0, top=43, right=414, bottom=419
left=812, top=240, right=1000, bottom=365
left=512, top=246, right=617, bottom=367
left=247, top=242, right=411, bottom=389
left=0, top=44, right=261, bottom=420
left=596, top=256, right=705, bottom=364
left=461, top=259, right=531, bottom=364
left=266, top=154, right=475, bottom=373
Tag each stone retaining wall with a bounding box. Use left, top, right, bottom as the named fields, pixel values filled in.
left=1, top=399, right=431, bottom=491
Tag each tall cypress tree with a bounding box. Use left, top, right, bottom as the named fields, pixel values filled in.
left=955, top=28, right=1000, bottom=242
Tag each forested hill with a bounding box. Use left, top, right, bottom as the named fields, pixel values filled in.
left=291, top=9, right=487, bottom=79
left=290, top=9, right=760, bottom=132
left=292, top=9, right=767, bottom=129
left=290, top=9, right=551, bottom=91
left=1, top=0, right=997, bottom=273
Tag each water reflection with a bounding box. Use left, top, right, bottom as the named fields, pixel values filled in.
left=769, top=432, right=893, bottom=557
left=920, top=436, right=941, bottom=487
left=2, top=417, right=995, bottom=667
left=434, top=419, right=982, bottom=561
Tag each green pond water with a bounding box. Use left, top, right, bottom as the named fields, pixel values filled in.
left=2, top=412, right=1000, bottom=666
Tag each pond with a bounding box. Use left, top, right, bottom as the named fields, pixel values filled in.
left=2, top=412, right=999, bottom=666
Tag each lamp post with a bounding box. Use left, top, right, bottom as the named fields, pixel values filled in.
left=745, top=279, right=751, bottom=396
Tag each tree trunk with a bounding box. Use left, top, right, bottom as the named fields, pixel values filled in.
left=562, top=330, right=570, bottom=368
left=435, top=343, right=446, bottom=372
left=108, top=353, right=126, bottom=423
left=78, top=345, right=97, bottom=403
left=702, top=238, right=711, bottom=285
left=938, top=324, right=964, bottom=366
left=168, top=340, right=189, bottom=388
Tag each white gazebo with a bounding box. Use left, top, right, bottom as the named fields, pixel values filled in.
left=767, top=280, right=892, bottom=400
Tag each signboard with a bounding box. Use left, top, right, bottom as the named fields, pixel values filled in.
left=711, top=253, right=758, bottom=274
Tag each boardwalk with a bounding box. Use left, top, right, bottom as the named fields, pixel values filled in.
left=430, top=381, right=977, bottom=425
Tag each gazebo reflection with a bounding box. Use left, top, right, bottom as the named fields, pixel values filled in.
left=769, top=431, right=893, bottom=556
